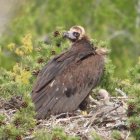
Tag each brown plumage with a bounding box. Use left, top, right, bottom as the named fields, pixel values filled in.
left=32, top=26, right=107, bottom=119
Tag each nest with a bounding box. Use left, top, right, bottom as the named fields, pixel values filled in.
left=0, top=89, right=130, bottom=140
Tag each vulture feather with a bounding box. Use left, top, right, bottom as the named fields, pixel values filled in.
left=32, top=26, right=107, bottom=119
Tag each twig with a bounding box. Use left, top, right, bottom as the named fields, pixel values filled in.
left=89, top=95, right=100, bottom=105
left=56, top=114, right=92, bottom=123
left=110, top=97, right=129, bottom=99
left=85, top=103, right=122, bottom=128
left=125, top=131, right=130, bottom=140
left=85, top=108, right=105, bottom=128
left=23, top=135, right=34, bottom=140
left=54, top=112, right=75, bottom=119
left=115, top=88, right=127, bottom=97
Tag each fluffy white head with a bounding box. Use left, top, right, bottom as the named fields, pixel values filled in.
left=63, top=26, right=85, bottom=41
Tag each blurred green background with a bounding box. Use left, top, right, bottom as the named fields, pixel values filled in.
left=0, top=0, right=140, bottom=78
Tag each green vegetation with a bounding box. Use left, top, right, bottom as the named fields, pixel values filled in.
left=111, top=130, right=123, bottom=140
left=34, top=128, right=80, bottom=140
left=0, top=0, right=140, bottom=139
left=0, top=0, right=140, bottom=77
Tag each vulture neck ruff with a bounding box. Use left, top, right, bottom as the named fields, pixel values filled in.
left=71, top=37, right=95, bottom=52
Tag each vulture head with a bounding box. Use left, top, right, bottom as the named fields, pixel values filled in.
left=63, top=26, right=86, bottom=42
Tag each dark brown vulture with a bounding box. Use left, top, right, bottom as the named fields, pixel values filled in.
left=32, top=26, right=107, bottom=119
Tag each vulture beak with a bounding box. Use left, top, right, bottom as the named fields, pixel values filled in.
left=63, top=31, right=69, bottom=38
left=63, top=31, right=76, bottom=40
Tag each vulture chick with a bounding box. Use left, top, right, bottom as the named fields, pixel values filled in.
left=32, top=26, right=107, bottom=119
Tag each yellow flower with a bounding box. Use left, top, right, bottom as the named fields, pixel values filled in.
left=7, top=43, right=15, bottom=51
left=15, top=70, right=31, bottom=85
left=15, top=48, right=24, bottom=56
left=13, top=63, right=20, bottom=73
left=13, top=63, right=31, bottom=85
left=121, top=79, right=131, bottom=86
left=21, top=33, right=33, bottom=53
left=20, top=70, right=31, bottom=84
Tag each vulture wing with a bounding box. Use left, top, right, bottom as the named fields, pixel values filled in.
left=32, top=49, right=105, bottom=119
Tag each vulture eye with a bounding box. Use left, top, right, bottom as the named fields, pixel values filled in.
left=73, top=32, right=80, bottom=37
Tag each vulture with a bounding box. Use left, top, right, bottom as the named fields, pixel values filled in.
left=32, top=26, right=107, bottom=119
